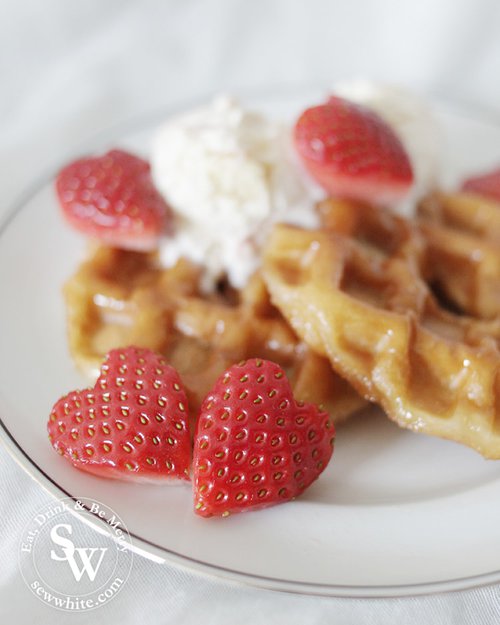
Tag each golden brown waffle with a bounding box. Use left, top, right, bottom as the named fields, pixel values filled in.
left=262, top=199, right=500, bottom=458
left=418, top=192, right=500, bottom=319
left=64, top=245, right=366, bottom=422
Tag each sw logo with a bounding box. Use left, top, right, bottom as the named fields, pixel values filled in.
left=50, top=523, right=108, bottom=582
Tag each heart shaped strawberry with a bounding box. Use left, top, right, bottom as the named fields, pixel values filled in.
left=192, top=358, right=334, bottom=517
left=47, top=346, right=191, bottom=482
left=56, top=149, right=171, bottom=251
left=294, top=96, right=413, bottom=206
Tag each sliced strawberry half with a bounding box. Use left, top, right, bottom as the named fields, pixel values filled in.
left=47, top=346, right=191, bottom=482
left=461, top=167, right=500, bottom=203
left=56, top=149, right=171, bottom=251
left=294, top=96, right=413, bottom=206
left=192, top=358, right=335, bottom=517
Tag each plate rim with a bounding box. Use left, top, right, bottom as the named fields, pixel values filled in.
left=4, top=414, right=500, bottom=598
left=2, top=86, right=500, bottom=598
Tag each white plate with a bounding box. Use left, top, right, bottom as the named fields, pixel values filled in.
left=2, top=88, right=500, bottom=598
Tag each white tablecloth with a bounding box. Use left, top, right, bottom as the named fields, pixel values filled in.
left=2, top=1, right=500, bottom=622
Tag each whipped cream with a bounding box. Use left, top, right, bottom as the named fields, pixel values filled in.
left=334, top=80, right=441, bottom=215
left=151, top=97, right=320, bottom=291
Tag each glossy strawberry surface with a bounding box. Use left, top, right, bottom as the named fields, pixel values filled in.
left=294, top=96, right=413, bottom=206
left=48, top=346, right=191, bottom=482
left=193, top=358, right=334, bottom=517
left=56, top=149, right=170, bottom=250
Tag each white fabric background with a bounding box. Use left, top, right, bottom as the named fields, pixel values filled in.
left=2, top=0, right=500, bottom=622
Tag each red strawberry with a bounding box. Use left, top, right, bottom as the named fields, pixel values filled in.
left=56, top=149, right=171, bottom=251
left=193, top=359, right=334, bottom=517
left=294, top=96, right=413, bottom=206
left=47, top=346, right=190, bottom=482
left=461, top=167, right=500, bottom=202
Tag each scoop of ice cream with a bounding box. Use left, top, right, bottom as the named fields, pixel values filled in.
left=334, top=80, right=441, bottom=215
left=151, top=96, right=319, bottom=290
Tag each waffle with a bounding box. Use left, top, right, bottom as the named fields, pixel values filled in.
left=262, top=199, right=500, bottom=458
left=418, top=192, right=500, bottom=319
left=64, top=245, right=366, bottom=422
